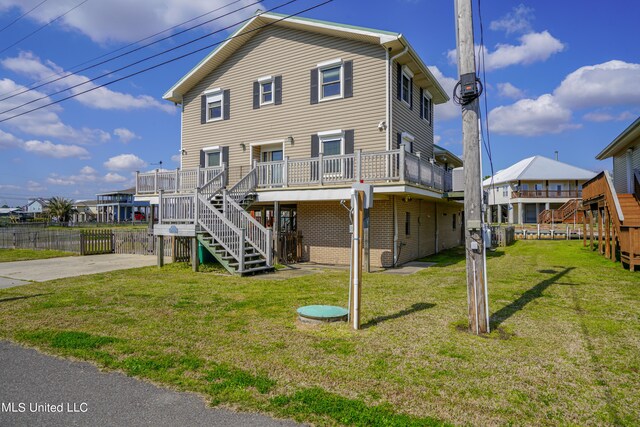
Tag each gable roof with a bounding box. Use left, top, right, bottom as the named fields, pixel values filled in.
left=434, top=145, right=463, bottom=168
left=483, top=156, right=597, bottom=187
left=595, top=116, right=640, bottom=160
left=163, top=11, right=448, bottom=105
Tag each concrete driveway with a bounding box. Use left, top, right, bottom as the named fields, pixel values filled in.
left=0, top=254, right=164, bottom=289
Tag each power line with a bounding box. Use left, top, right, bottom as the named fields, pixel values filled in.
left=0, top=0, right=333, bottom=124
left=0, top=0, right=51, bottom=35
left=0, top=0, right=297, bottom=116
left=0, top=0, right=260, bottom=103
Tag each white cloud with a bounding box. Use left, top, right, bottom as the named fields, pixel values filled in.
left=113, top=128, right=140, bottom=143
left=428, top=66, right=459, bottom=122
left=79, top=166, right=97, bottom=175
left=0, top=129, right=22, bottom=149
left=554, top=60, right=640, bottom=109
left=490, top=4, right=534, bottom=35
left=489, top=94, right=580, bottom=136
left=583, top=111, right=636, bottom=123
left=103, top=172, right=127, bottom=183
left=104, top=153, right=146, bottom=171
left=497, top=82, right=525, bottom=100
left=26, top=180, right=46, bottom=192
left=0, top=0, right=261, bottom=43
left=0, top=78, right=110, bottom=144
left=23, top=140, right=90, bottom=159
left=447, top=31, right=564, bottom=71
left=171, top=154, right=181, bottom=163
left=2, top=52, right=174, bottom=113
left=46, top=166, right=100, bottom=186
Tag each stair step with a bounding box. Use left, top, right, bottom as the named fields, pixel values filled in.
left=239, top=265, right=275, bottom=276
left=229, top=259, right=266, bottom=267
left=221, top=252, right=260, bottom=260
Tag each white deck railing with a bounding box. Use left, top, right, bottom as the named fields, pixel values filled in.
left=256, top=147, right=452, bottom=192
left=136, top=166, right=224, bottom=195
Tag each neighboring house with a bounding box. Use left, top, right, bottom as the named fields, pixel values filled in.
left=97, top=188, right=150, bottom=223
left=71, top=199, right=98, bottom=223
left=136, top=12, right=463, bottom=272
left=25, top=198, right=49, bottom=218
left=583, top=116, right=640, bottom=270
left=483, top=156, right=596, bottom=224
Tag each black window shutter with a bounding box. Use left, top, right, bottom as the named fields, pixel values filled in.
left=253, top=82, right=260, bottom=109
left=344, top=60, right=353, bottom=98
left=274, top=75, right=282, bottom=105
left=199, top=149, right=205, bottom=167
left=396, top=132, right=401, bottom=150
left=419, top=88, right=424, bottom=119
left=310, top=69, right=318, bottom=104
left=396, top=63, right=402, bottom=101
left=311, top=134, right=319, bottom=157
left=430, top=99, right=433, bottom=123
left=344, top=129, right=354, bottom=154
left=223, top=89, right=230, bottom=120
left=200, top=95, right=207, bottom=124
left=409, top=78, right=413, bottom=110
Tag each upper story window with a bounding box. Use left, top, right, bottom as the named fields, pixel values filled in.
left=319, top=59, right=343, bottom=101
left=318, top=129, right=344, bottom=156
left=311, top=59, right=353, bottom=104
left=253, top=76, right=281, bottom=109
left=421, top=90, right=433, bottom=124
left=259, top=76, right=273, bottom=105
left=400, top=66, right=413, bottom=106
left=503, top=186, right=508, bottom=197
left=206, top=90, right=223, bottom=121
left=201, top=88, right=229, bottom=123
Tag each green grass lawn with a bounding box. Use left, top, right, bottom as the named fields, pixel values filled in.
left=0, top=241, right=638, bottom=426
left=0, top=248, right=76, bottom=262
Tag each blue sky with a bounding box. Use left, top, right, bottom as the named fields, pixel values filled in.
left=0, top=0, right=638, bottom=206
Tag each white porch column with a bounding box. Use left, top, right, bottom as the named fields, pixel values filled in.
left=545, top=202, right=550, bottom=210
left=487, top=205, right=493, bottom=224
left=497, top=204, right=503, bottom=224
left=517, top=202, right=524, bottom=225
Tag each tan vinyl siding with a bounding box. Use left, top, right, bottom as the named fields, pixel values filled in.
left=391, top=62, right=434, bottom=158
left=614, top=153, right=628, bottom=194
left=180, top=25, right=387, bottom=181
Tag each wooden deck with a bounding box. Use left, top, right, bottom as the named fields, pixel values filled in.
left=582, top=171, right=640, bottom=271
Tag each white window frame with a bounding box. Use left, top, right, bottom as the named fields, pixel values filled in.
left=317, top=58, right=344, bottom=102
left=401, top=131, right=415, bottom=153
left=400, top=65, right=413, bottom=106
left=258, top=75, right=274, bottom=106
left=502, top=185, right=508, bottom=197
left=318, top=129, right=345, bottom=156
left=422, top=90, right=432, bottom=124
left=202, top=145, right=221, bottom=168
left=204, top=88, right=223, bottom=122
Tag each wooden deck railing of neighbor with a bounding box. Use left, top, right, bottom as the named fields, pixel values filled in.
left=512, top=190, right=582, bottom=199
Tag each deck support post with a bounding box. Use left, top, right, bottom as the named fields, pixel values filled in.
left=582, top=210, right=587, bottom=247
left=157, top=236, right=164, bottom=268
left=605, top=206, right=611, bottom=259
left=589, top=209, right=594, bottom=250
left=597, top=207, right=603, bottom=255
left=191, top=237, right=199, bottom=272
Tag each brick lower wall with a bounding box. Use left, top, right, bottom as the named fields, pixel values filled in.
left=296, top=197, right=463, bottom=267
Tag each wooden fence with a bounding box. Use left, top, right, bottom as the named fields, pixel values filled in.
left=0, top=227, right=190, bottom=260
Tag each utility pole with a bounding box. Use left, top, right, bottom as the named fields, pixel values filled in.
left=454, top=0, right=490, bottom=334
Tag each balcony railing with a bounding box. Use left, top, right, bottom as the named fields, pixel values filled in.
left=136, top=148, right=453, bottom=196
left=255, top=148, right=452, bottom=192
left=511, top=190, right=582, bottom=199
left=136, top=166, right=224, bottom=195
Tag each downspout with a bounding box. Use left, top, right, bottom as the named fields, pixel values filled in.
left=388, top=45, right=408, bottom=150
left=392, top=196, right=398, bottom=266
left=179, top=96, right=184, bottom=169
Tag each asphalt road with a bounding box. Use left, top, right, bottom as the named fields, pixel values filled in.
left=0, top=341, right=301, bottom=427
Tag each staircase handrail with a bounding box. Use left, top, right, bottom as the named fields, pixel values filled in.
left=200, top=169, right=227, bottom=200
left=228, top=167, right=258, bottom=203
left=196, top=193, right=245, bottom=267
left=224, top=195, right=272, bottom=264
left=604, top=171, right=624, bottom=223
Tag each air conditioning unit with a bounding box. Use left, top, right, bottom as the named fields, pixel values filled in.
left=452, top=167, right=464, bottom=192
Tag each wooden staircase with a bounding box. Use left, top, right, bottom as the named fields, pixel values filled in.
left=538, top=199, right=584, bottom=224
left=196, top=168, right=272, bottom=275
left=582, top=170, right=640, bottom=271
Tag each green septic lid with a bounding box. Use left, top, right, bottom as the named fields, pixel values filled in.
left=297, top=305, right=348, bottom=320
